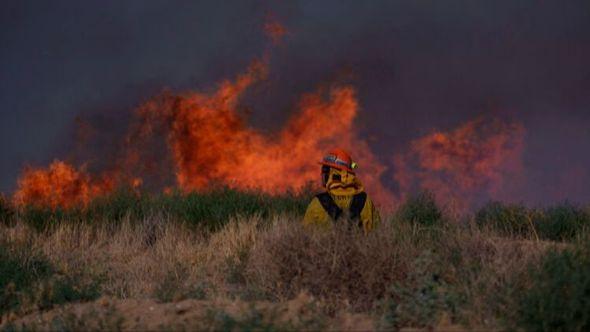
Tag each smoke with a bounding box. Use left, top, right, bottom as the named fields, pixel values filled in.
left=4, top=1, right=590, bottom=207
left=13, top=53, right=397, bottom=207
left=393, top=118, right=525, bottom=210
left=12, top=50, right=524, bottom=210
left=264, top=18, right=288, bottom=45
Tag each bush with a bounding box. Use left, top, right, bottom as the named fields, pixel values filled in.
left=476, top=201, right=590, bottom=241
left=0, top=240, right=52, bottom=314
left=380, top=252, right=462, bottom=329
left=16, top=188, right=153, bottom=231
left=0, top=240, right=101, bottom=316
left=475, top=201, right=534, bottom=237
left=397, top=191, right=444, bottom=227
left=534, top=202, right=590, bottom=241
left=246, top=221, right=410, bottom=313
left=18, top=206, right=64, bottom=232
left=34, top=276, right=102, bottom=311
left=16, top=187, right=312, bottom=232
left=83, top=188, right=149, bottom=224
left=515, top=243, right=590, bottom=331
left=153, top=263, right=208, bottom=302
left=160, top=188, right=310, bottom=231
left=0, top=195, right=14, bottom=225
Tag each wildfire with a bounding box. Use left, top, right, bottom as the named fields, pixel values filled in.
left=10, top=23, right=527, bottom=211
left=12, top=58, right=394, bottom=208
left=12, top=160, right=113, bottom=208
left=130, top=61, right=392, bottom=202
left=393, top=117, right=525, bottom=209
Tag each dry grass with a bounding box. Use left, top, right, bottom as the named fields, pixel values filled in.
left=246, top=220, right=412, bottom=312
left=0, top=212, right=572, bottom=331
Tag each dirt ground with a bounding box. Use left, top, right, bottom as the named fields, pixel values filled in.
left=3, top=293, right=377, bottom=331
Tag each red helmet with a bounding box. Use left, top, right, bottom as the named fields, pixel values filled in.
left=318, top=148, right=356, bottom=173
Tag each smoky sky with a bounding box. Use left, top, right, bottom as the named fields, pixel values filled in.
left=1, top=0, right=590, bottom=204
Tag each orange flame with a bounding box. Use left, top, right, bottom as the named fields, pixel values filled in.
left=12, top=61, right=525, bottom=211
left=11, top=23, right=526, bottom=211
left=12, top=160, right=114, bottom=208
left=12, top=59, right=394, bottom=208
left=132, top=61, right=392, bottom=202
left=12, top=65, right=525, bottom=211
left=393, top=117, right=525, bottom=209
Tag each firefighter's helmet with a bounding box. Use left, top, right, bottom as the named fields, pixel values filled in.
left=319, top=148, right=357, bottom=173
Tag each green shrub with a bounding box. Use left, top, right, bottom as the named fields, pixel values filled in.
left=515, top=243, right=590, bottom=331
left=0, top=240, right=101, bottom=316
left=0, top=241, right=52, bottom=314
left=16, top=187, right=311, bottom=232
left=475, top=201, right=534, bottom=237
left=0, top=195, right=14, bottom=225
left=534, top=202, right=590, bottom=241
left=397, top=191, right=444, bottom=227
left=163, top=188, right=310, bottom=230
left=34, top=275, right=102, bottom=311
left=475, top=201, right=590, bottom=241
left=18, top=206, right=67, bottom=232
left=82, top=188, right=149, bottom=224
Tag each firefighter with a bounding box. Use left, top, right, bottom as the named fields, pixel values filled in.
left=303, top=148, right=380, bottom=232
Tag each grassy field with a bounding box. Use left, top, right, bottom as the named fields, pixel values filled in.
left=1, top=190, right=589, bottom=331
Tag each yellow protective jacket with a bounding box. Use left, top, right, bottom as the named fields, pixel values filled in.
left=303, top=168, right=380, bottom=233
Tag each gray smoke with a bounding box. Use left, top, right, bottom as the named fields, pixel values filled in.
left=1, top=0, right=589, bottom=204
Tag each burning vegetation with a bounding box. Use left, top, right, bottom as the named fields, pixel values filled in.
left=393, top=118, right=525, bottom=209
left=12, top=59, right=394, bottom=208
left=10, top=27, right=525, bottom=211
left=12, top=161, right=114, bottom=209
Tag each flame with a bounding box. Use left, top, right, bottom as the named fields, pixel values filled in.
left=12, top=160, right=113, bottom=208
left=11, top=62, right=525, bottom=211
left=133, top=61, right=392, bottom=202
left=12, top=59, right=393, bottom=208
left=10, top=23, right=526, bottom=211
left=11, top=60, right=524, bottom=211
left=393, top=117, right=525, bottom=209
